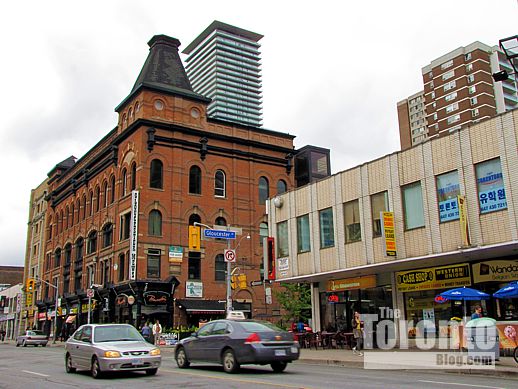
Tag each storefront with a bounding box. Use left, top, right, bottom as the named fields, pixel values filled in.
left=320, top=274, right=392, bottom=333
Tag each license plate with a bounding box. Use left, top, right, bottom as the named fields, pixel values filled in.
left=274, top=349, right=286, bottom=356
left=290, top=346, right=298, bottom=353
left=132, top=359, right=143, bottom=365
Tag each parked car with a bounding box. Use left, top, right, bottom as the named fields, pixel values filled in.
left=64, top=323, right=161, bottom=378
left=174, top=319, right=300, bottom=373
left=16, top=330, right=48, bottom=347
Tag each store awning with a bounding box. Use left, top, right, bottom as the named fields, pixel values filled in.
left=177, top=299, right=250, bottom=314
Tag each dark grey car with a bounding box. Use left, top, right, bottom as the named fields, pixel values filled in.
left=174, top=319, right=300, bottom=373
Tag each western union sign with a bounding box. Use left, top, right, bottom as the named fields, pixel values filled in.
left=396, top=263, right=471, bottom=292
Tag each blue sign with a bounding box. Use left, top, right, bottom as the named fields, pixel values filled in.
left=203, top=229, right=236, bottom=239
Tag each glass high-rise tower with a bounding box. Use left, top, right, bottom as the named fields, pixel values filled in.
left=183, top=21, right=263, bottom=127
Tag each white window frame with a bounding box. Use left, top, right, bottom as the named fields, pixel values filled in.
left=446, top=102, right=459, bottom=113
left=444, top=80, right=456, bottom=91
left=441, top=60, right=453, bottom=70
left=442, top=70, right=455, bottom=81
left=447, top=114, right=461, bottom=124
left=445, top=92, right=457, bottom=102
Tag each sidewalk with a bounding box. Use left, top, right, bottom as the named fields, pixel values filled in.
left=3, top=339, right=517, bottom=377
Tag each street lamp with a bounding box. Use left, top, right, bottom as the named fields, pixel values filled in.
left=35, top=277, right=59, bottom=344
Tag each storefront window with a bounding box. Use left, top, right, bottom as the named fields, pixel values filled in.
left=296, top=214, right=310, bottom=253
left=371, top=191, right=389, bottom=237
left=475, top=158, right=507, bottom=214
left=402, top=182, right=425, bottom=230
left=436, top=171, right=460, bottom=222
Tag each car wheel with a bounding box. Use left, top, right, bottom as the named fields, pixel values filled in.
left=175, top=347, right=190, bottom=368
left=15, top=342, right=19, bottom=347
left=42, top=343, right=47, bottom=347
left=22, top=340, right=27, bottom=347
left=271, top=361, right=288, bottom=373
left=222, top=349, right=239, bottom=374
left=145, top=368, right=158, bottom=376
left=65, top=353, right=76, bottom=373
left=91, top=356, right=103, bottom=379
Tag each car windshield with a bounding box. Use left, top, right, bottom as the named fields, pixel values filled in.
left=94, top=325, right=143, bottom=343
left=239, top=321, right=283, bottom=332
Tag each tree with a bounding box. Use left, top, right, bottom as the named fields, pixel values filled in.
left=273, top=283, right=312, bottom=326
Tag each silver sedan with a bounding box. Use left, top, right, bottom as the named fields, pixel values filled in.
left=65, top=323, right=161, bottom=378
left=16, top=330, right=48, bottom=347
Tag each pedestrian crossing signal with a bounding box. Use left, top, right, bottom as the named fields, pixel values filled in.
left=189, top=226, right=201, bottom=251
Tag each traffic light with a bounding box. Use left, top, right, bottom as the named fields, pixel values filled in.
left=238, top=274, right=247, bottom=289
left=231, top=275, right=237, bottom=290
left=26, top=278, right=36, bottom=292
left=189, top=226, right=201, bottom=251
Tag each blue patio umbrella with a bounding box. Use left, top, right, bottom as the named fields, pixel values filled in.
left=493, top=281, right=518, bottom=299
left=438, top=287, right=490, bottom=319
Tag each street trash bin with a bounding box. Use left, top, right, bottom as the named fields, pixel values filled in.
left=465, top=317, right=499, bottom=362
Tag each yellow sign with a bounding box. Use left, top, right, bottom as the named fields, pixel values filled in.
left=396, top=263, right=471, bottom=292
left=458, top=195, right=470, bottom=247
left=472, top=260, right=518, bottom=283
left=382, top=212, right=397, bottom=257
left=189, top=226, right=201, bottom=251
left=327, top=275, right=376, bottom=292
left=26, top=292, right=33, bottom=306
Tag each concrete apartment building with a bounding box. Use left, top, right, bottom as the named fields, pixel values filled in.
left=183, top=21, right=263, bottom=127
left=269, top=109, right=518, bottom=344
left=28, top=33, right=297, bottom=336
left=398, top=41, right=518, bottom=150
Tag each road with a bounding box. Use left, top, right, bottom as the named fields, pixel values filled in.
left=0, top=344, right=517, bottom=389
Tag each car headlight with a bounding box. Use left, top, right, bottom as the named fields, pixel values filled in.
left=104, top=351, right=122, bottom=358
left=150, top=348, right=161, bottom=356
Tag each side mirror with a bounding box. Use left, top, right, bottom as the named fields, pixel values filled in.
left=191, top=332, right=198, bottom=337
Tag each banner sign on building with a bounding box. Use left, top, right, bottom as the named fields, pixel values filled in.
left=168, top=246, right=183, bottom=263
left=396, top=263, right=471, bottom=292
left=476, top=160, right=507, bottom=214
left=129, top=190, right=139, bottom=280
left=437, top=171, right=460, bottom=222
left=458, top=195, right=470, bottom=247
left=472, top=260, right=518, bottom=283
left=327, top=275, right=376, bottom=292
left=186, top=281, right=203, bottom=298
left=382, top=212, right=397, bottom=257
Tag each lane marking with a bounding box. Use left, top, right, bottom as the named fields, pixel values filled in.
left=22, top=370, right=50, bottom=377
left=418, top=380, right=506, bottom=389
left=160, top=368, right=306, bottom=388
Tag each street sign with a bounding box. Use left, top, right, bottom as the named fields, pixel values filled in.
left=86, top=288, right=94, bottom=298
left=250, top=280, right=264, bottom=287
left=204, top=229, right=236, bottom=240
left=224, top=249, right=236, bottom=263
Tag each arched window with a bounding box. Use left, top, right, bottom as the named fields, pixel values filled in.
left=260, top=222, right=268, bottom=246
left=88, top=191, right=94, bottom=216
left=148, top=210, right=162, bottom=236
left=102, top=181, right=108, bottom=208
left=54, top=248, right=62, bottom=268
left=59, top=210, right=64, bottom=233
left=82, top=195, right=86, bottom=220
left=118, top=253, right=125, bottom=282
left=259, top=176, right=269, bottom=205
left=75, top=199, right=80, bottom=223
left=110, top=175, right=116, bottom=204
left=64, top=243, right=72, bottom=265
left=87, top=231, right=97, bottom=254
left=215, top=170, right=226, bottom=197
left=95, top=186, right=100, bottom=212
left=121, top=168, right=127, bottom=197
left=215, top=254, right=225, bottom=281
left=215, top=217, right=227, bottom=227
left=47, top=217, right=53, bottom=240
left=277, top=179, right=287, bottom=194
left=75, top=238, right=84, bottom=262
left=189, top=165, right=201, bottom=194
left=65, top=206, right=70, bottom=230
left=150, top=159, right=163, bottom=189
left=102, top=223, right=113, bottom=248
left=131, top=162, right=137, bottom=191
left=70, top=203, right=75, bottom=226
left=188, top=214, right=201, bottom=226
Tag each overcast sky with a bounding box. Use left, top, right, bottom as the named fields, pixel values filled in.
left=1, top=0, right=516, bottom=267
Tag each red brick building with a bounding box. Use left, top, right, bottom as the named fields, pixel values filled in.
left=40, top=35, right=296, bottom=332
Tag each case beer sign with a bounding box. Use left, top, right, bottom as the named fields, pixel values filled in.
left=382, top=212, right=397, bottom=257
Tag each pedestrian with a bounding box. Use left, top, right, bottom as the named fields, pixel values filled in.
left=0, top=328, right=5, bottom=342
left=152, top=319, right=162, bottom=346
left=471, top=305, right=483, bottom=320
left=351, top=311, right=364, bottom=356
left=141, top=321, right=152, bottom=343
left=296, top=318, right=305, bottom=333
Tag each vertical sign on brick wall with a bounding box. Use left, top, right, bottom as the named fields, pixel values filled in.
left=458, top=195, right=470, bottom=247
left=129, top=190, right=139, bottom=280
left=382, top=211, right=397, bottom=257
